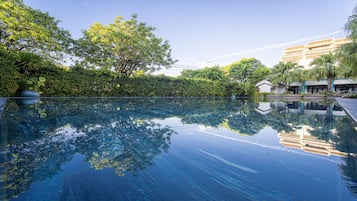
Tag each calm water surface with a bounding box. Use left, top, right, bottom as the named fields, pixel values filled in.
left=1, top=98, right=357, bottom=201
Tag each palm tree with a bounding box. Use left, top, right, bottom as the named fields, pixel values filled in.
left=291, top=69, right=309, bottom=93
left=337, top=5, right=357, bottom=78
left=269, top=61, right=302, bottom=93
left=309, top=53, right=338, bottom=93
left=338, top=42, right=357, bottom=78
left=345, top=5, right=357, bottom=41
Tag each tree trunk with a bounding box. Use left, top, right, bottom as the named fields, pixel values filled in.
left=327, top=78, right=332, bottom=93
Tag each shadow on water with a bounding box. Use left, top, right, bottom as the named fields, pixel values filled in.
left=0, top=98, right=357, bottom=199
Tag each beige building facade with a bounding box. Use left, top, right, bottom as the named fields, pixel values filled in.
left=281, top=37, right=351, bottom=69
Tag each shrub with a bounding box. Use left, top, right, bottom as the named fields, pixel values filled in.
left=0, top=49, right=22, bottom=96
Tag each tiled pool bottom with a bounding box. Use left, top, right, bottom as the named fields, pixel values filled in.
left=1, top=98, right=357, bottom=201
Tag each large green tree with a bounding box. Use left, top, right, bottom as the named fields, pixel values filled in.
left=180, top=66, right=226, bottom=81
left=309, top=53, right=338, bottom=93
left=0, top=0, right=72, bottom=62
left=224, top=58, right=269, bottom=84
left=75, top=15, right=175, bottom=76
left=269, top=61, right=302, bottom=92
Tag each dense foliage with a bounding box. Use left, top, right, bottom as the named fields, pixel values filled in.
left=0, top=0, right=72, bottom=62
left=58, top=71, right=229, bottom=97
left=0, top=48, right=236, bottom=97
left=0, top=48, right=51, bottom=96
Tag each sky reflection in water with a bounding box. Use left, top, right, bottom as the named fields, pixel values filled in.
left=1, top=98, right=357, bottom=201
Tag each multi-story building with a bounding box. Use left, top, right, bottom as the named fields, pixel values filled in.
left=281, top=37, right=351, bottom=69
left=256, top=37, right=357, bottom=94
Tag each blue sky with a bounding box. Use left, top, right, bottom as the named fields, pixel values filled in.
left=24, top=0, right=356, bottom=76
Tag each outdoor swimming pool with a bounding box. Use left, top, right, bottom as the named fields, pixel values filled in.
left=1, top=98, right=357, bottom=201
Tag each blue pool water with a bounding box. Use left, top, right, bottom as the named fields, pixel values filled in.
left=1, top=98, right=357, bottom=201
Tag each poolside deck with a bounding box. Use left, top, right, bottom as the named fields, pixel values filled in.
left=335, top=98, right=357, bottom=124
left=267, top=94, right=334, bottom=101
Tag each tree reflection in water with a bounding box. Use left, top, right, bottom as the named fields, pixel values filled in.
left=1, top=98, right=357, bottom=198
left=1, top=98, right=175, bottom=199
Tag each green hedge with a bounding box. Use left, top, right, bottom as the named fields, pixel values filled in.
left=40, top=70, right=229, bottom=97
left=0, top=49, right=253, bottom=97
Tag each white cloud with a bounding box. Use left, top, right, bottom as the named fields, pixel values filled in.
left=200, top=30, right=344, bottom=64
